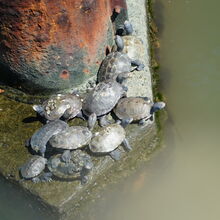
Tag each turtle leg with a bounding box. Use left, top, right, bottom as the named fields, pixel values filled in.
left=80, top=161, right=93, bottom=185
left=99, top=115, right=111, bottom=127
left=38, top=172, right=53, bottom=182
left=76, top=111, right=86, bottom=120
left=62, top=108, right=73, bottom=121
left=39, top=145, right=46, bottom=157
left=32, top=105, right=45, bottom=118
left=88, top=113, right=97, bottom=130
left=61, top=150, right=71, bottom=163
left=139, top=116, right=153, bottom=125
left=109, top=148, right=121, bottom=161
left=131, top=59, right=145, bottom=71
left=121, top=118, right=133, bottom=128
left=116, top=72, right=132, bottom=84
left=32, top=172, right=53, bottom=183
left=32, top=177, right=40, bottom=183
left=122, top=138, right=132, bottom=151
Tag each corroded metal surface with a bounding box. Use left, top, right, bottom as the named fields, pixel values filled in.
left=0, top=0, right=127, bottom=94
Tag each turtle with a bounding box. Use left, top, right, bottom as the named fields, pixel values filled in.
left=89, top=123, right=132, bottom=160
left=33, top=93, right=83, bottom=121
left=117, top=20, right=145, bottom=61
left=47, top=150, right=93, bottom=184
left=20, top=155, right=52, bottom=183
left=48, top=126, right=92, bottom=162
left=82, top=80, right=127, bottom=130
left=113, top=97, right=166, bottom=126
left=30, top=119, right=69, bottom=157
left=97, top=34, right=144, bottom=83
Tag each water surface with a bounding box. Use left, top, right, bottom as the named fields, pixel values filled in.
left=78, top=0, right=220, bottom=219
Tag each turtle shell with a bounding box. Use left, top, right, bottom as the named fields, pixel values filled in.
left=122, top=35, right=144, bottom=60
left=82, top=80, right=125, bottom=117
left=89, top=123, right=125, bottom=153
left=97, top=52, right=131, bottom=82
left=30, top=119, right=69, bottom=153
left=47, top=150, right=93, bottom=179
left=20, top=156, right=47, bottom=179
left=42, top=94, right=82, bottom=121
left=114, top=97, right=152, bottom=121
left=49, top=126, right=92, bottom=150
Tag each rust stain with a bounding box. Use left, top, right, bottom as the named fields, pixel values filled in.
left=59, top=70, right=70, bottom=79
left=0, top=89, right=5, bottom=94
left=82, top=68, right=90, bottom=74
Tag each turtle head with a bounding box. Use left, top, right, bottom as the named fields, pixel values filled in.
left=124, top=20, right=133, bottom=35
left=150, top=102, right=166, bottom=114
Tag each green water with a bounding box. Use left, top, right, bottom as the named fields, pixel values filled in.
left=75, top=0, right=220, bottom=219
left=1, top=0, right=220, bottom=219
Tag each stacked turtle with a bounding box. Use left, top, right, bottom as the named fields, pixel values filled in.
left=19, top=21, right=165, bottom=184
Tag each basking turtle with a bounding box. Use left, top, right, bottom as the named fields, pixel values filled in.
left=47, top=150, right=93, bottom=184
left=89, top=123, right=131, bottom=160
left=113, top=97, right=166, bottom=125
left=30, top=119, right=69, bottom=157
left=20, top=155, right=52, bottom=183
left=82, top=80, right=127, bottom=130
left=118, top=20, right=145, bottom=61
left=33, top=93, right=83, bottom=121
left=48, top=126, right=92, bottom=161
left=97, top=34, right=144, bottom=83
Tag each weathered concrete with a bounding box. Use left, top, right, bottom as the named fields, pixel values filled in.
left=0, top=0, right=159, bottom=219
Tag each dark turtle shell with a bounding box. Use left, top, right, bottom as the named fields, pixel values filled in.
left=20, top=156, right=47, bottom=179
left=97, top=52, right=131, bottom=82
left=114, top=97, right=152, bottom=121
left=82, top=80, right=126, bottom=117
left=47, top=150, right=93, bottom=179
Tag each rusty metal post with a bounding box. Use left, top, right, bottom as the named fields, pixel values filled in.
left=0, top=0, right=127, bottom=95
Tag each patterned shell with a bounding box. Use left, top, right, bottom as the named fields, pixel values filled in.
left=47, top=150, right=93, bottom=179
left=89, top=123, right=125, bottom=153
left=97, top=52, right=131, bottom=82
left=82, top=80, right=125, bottom=116
left=42, top=94, right=82, bottom=121
left=114, top=97, right=152, bottom=121
left=49, top=126, right=92, bottom=150
left=122, top=35, right=144, bottom=60
left=20, top=156, right=47, bottom=179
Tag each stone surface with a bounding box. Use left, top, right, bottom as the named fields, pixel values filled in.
left=0, top=0, right=159, bottom=219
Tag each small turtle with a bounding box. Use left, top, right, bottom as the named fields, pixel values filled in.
left=33, top=93, right=83, bottom=121
left=30, top=119, right=69, bottom=157
left=20, top=155, right=52, bottom=183
left=49, top=126, right=92, bottom=159
left=82, top=80, right=127, bottom=130
left=113, top=97, right=166, bottom=125
left=97, top=34, right=144, bottom=83
left=47, top=150, right=93, bottom=184
left=89, top=123, right=131, bottom=160
left=119, top=20, right=145, bottom=61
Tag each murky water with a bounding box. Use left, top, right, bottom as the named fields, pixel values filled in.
left=1, top=0, right=220, bottom=219
left=77, top=0, right=220, bottom=219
